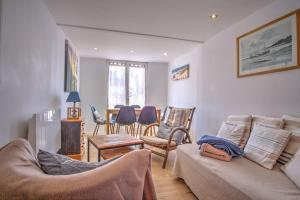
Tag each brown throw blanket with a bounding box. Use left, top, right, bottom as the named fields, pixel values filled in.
left=200, top=143, right=232, bottom=161
left=0, top=139, right=157, bottom=200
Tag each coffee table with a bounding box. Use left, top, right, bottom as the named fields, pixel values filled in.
left=87, top=134, right=144, bottom=162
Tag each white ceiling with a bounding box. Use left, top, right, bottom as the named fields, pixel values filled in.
left=43, top=0, right=274, bottom=62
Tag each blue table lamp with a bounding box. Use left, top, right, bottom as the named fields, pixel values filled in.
left=66, top=91, right=81, bottom=119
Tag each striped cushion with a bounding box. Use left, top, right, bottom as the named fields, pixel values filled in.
left=252, top=115, right=284, bottom=129
left=167, top=108, right=191, bottom=127
left=244, top=124, right=291, bottom=169
left=226, top=115, right=252, bottom=149
left=217, top=122, right=246, bottom=147
left=278, top=115, right=300, bottom=165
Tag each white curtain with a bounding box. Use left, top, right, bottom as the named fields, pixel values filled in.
left=108, top=61, right=146, bottom=108
left=108, top=65, right=126, bottom=108
left=129, top=66, right=145, bottom=107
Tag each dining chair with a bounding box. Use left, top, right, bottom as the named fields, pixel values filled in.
left=90, top=105, right=107, bottom=136
left=136, top=106, right=157, bottom=137
left=110, top=105, right=124, bottom=134
left=115, top=106, right=137, bottom=135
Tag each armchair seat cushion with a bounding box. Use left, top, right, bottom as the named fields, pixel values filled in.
left=141, top=136, right=177, bottom=148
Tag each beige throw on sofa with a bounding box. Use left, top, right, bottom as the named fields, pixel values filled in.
left=0, top=139, right=157, bottom=200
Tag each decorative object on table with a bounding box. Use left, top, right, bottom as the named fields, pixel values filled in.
left=64, top=40, right=79, bottom=92
left=66, top=91, right=81, bottom=119
left=171, top=64, right=189, bottom=81
left=61, top=119, right=84, bottom=160
left=237, top=9, right=300, bottom=78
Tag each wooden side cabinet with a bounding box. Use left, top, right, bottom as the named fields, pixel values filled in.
left=61, top=119, right=85, bottom=160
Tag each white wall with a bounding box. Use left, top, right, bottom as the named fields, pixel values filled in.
left=169, top=0, right=300, bottom=140
left=168, top=46, right=202, bottom=138
left=80, top=57, right=168, bottom=133
left=0, top=0, right=70, bottom=147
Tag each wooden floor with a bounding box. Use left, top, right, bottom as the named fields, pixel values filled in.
left=83, top=133, right=197, bottom=200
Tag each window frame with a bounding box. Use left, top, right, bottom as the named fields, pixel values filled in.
left=107, top=60, right=147, bottom=107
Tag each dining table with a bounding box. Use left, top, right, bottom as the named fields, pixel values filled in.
left=105, top=108, right=161, bottom=135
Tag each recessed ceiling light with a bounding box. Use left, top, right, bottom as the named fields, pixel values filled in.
left=130, top=50, right=134, bottom=53
left=93, top=47, right=98, bottom=51
left=163, top=52, right=168, bottom=56
left=209, top=14, right=218, bottom=19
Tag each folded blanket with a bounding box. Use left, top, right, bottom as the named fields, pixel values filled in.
left=197, top=135, right=244, bottom=157
left=200, top=143, right=232, bottom=161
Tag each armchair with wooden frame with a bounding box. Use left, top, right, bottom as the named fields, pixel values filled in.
left=140, top=106, right=196, bottom=168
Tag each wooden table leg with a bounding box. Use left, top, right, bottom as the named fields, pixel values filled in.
left=106, top=110, right=110, bottom=135
left=98, top=149, right=101, bottom=162
left=87, top=139, right=90, bottom=162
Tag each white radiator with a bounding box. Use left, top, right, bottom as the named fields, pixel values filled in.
left=28, top=109, right=61, bottom=154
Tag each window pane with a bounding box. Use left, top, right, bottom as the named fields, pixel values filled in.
left=129, top=67, right=145, bottom=107
left=108, top=65, right=126, bottom=108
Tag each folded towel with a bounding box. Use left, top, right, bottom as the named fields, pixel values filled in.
left=197, top=135, right=244, bottom=157
left=200, top=143, right=232, bottom=161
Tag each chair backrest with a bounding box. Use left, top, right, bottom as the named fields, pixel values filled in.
left=114, top=105, right=124, bottom=108
left=138, top=106, right=157, bottom=125
left=163, top=106, right=196, bottom=132
left=116, top=106, right=137, bottom=125
left=131, top=105, right=141, bottom=109
left=90, top=105, right=100, bottom=123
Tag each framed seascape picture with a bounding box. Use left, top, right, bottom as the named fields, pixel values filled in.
left=64, top=40, right=79, bottom=91
left=237, top=9, right=300, bottom=78
left=172, top=64, right=189, bottom=81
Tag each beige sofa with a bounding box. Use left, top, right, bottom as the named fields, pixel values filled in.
left=173, top=115, right=300, bottom=200
left=0, top=139, right=156, bottom=200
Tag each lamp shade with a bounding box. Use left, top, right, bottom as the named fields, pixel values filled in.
left=66, top=91, right=80, bottom=103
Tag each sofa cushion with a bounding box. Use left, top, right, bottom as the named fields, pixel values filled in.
left=156, top=123, right=184, bottom=144
left=141, top=136, right=176, bottom=148
left=173, top=143, right=300, bottom=200
left=226, top=115, right=252, bottom=148
left=244, top=124, right=291, bottom=169
left=252, top=115, right=284, bottom=129
left=283, top=115, right=300, bottom=131
left=217, top=122, right=246, bottom=147
left=37, top=149, right=119, bottom=175
left=281, top=149, right=300, bottom=188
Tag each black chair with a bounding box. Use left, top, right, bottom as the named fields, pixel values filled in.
left=90, top=105, right=106, bottom=136
left=115, top=106, right=137, bottom=135
left=136, top=106, right=157, bottom=137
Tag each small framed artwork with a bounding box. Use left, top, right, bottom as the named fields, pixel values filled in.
left=64, top=40, right=79, bottom=91
left=172, top=64, right=190, bottom=81
left=237, top=9, right=300, bottom=78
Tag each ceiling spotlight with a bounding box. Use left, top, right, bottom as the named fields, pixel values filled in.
left=209, top=13, right=218, bottom=19
left=93, top=47, right=98, bottom=51
left=163, top=52, right=168, bottom=56
left=130, top=50, right=134, bottom=53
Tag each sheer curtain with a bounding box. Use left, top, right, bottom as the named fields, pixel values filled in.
left=108, top=63, right=126, bottom=108
left=108, top=61, right=146, bottom=108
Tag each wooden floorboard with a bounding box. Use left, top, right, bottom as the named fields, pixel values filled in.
left=83, top=133, right=197, bottom=200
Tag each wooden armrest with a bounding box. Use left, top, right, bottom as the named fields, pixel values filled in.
left=168, top=127, right=191, bottom=145
left=143, top=123, right=160, bottom=136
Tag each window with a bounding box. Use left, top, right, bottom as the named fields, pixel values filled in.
left=108, top=61, right=146, bottom=108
